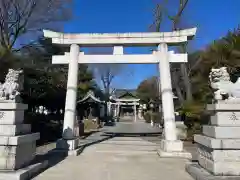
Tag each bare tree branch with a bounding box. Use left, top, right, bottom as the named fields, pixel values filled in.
left=149, top=0, right=168, bottom=32
left=0, top=0, right=73, bottom=53
left=88, top=47, right=130, bottom=97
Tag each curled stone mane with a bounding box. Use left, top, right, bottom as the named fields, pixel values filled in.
left=209, top=67, right=230, bottom=83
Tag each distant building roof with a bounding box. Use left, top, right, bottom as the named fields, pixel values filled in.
left=113, top=89, right=137, bottom=99
left=77, top=91, right=105, bottom=104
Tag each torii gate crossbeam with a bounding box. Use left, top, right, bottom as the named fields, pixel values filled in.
left=52, top=53, right=188, bottom=64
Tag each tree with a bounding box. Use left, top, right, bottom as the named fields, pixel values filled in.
left=182, top=27, right=240, bottom=121
left=0, top=0, right=72, bottom=54
left=150, top=0, right=193, bottom=103
left=0, top=0, right=73, bottom=81
left=137, top=76, right=159, bottom=103
left=21, top=38, right=96, bottom=113
left=150, top=1, right=240, bottom=137
left=88, top=47, right=130, bottom=99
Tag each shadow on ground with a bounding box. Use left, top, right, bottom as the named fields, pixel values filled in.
left=31, top=149, right=68, bottom=179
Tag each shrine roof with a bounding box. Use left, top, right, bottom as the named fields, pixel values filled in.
left=114, top=89, right=136, bottom=98
left=77, top=91, right=105, bottom=104
left=110, top=89, right=140, bottom=102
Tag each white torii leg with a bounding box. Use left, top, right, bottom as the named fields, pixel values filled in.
left=158, top=43, right=190, bottom=158
left=134, top=103, right=137, bottom=122
left=107, top=102, right=112, bottom=116
left=117, top=103, right=120, bottom=120
left=63, top=44, right=79, bottom=140
left=158, top=43, right=177, bottom=141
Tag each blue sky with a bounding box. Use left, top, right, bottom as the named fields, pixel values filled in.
left=64, top=0, right=240, bottom=89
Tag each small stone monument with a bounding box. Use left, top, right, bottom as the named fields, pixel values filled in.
left=0, top=69, right=47, bottom=180
left=186, top=67, right=240, bottom=179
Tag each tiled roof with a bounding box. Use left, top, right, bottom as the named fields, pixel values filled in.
left=77, top=91, right=105, bottom=104
left=113, top=89, right=137, bottom=98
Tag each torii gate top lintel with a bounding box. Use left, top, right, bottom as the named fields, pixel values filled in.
left=43, top=28, right=197, bottom=46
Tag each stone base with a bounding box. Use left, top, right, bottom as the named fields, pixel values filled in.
left=203, top=125, right=240, bottom=139
left=160, top=140, right=183, bottom=152
left=67, top=146, right=84, bottom=156
left=0, top=103, right=28, bottom=125
left=186, top=163, right=240, bottom=180
left=0, top=134, right=39, bottom=170
left=0, top=133, right=40, bottom=146
left=0, top=150, right=35, bottom=170
left=158, top=139, right=192, bottom=158
left=207, top=103, right=240, bottom=111
left=195, top=136, right=240, bottom=176
left=52, top=146, right=84, bottom=156
left=211, top=112, right=240, bottom=126
left=0, top=124, right=31, bottom=136
left=0, top=161, right=48, bottom=180
left=194, top=135, right=240, bottom=149
left=198, top=155, right=240, bottom=176
left=198, top=144, right=240, bottom=162
left=157, top=149, right=192, bottom=159
left=56, top=138, right=81, bottom=155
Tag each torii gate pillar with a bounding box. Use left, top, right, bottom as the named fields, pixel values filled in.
left=56, top=44, right=80, bottom=152
left=157, top=44, right=190, bottom=158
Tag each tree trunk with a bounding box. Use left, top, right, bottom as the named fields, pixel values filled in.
left=172, top=71, right=184, bottom=103
left=180, top=63, right=193, bottom=101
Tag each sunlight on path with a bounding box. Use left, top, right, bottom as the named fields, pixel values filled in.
left=34, top=137, right=192, bottom=180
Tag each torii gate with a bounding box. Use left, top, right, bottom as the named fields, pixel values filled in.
left=43, top=28, right=196, bottom=157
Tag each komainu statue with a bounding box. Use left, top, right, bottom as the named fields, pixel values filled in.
left=209, top=67, right=240, bottom=102
left=0, top=69, right=23, bottom=102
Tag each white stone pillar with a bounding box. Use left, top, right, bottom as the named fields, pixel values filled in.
left=100, top=105, right=105, bottom=117
left=134, top=103, right=137, bottom=122
left=107, top=102, right=111, bottom=116
left=114, top=105, right=117, bottom=117
left=138, top=106, right=141, bottom=119
left=117, top=104, right=120, bottom=116
left=158, top=43, right=186, bottom=155
left=62, top=44, right=79, bottom=140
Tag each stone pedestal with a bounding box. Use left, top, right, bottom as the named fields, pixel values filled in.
left=158, top=140, right=192, bottom=159
left=55, top=138, right=82, bottom=156
left=0, top=102, right=47, bottom=180
left=187, top=103, right=240, bottom=179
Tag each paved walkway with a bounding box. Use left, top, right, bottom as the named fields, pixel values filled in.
left=34, top=135, right=193, bottom=180
left=104, top=122, right=162, bottom=135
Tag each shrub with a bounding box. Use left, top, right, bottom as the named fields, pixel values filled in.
left=152, top=112, right=163, bottom=125
left=143, top=111, right=163, bottom=125
left=178, top=101, right=206, bottom=140
left=143, top=111, right=151, bottom=123
left=25, top=112, right=62, bottom=146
